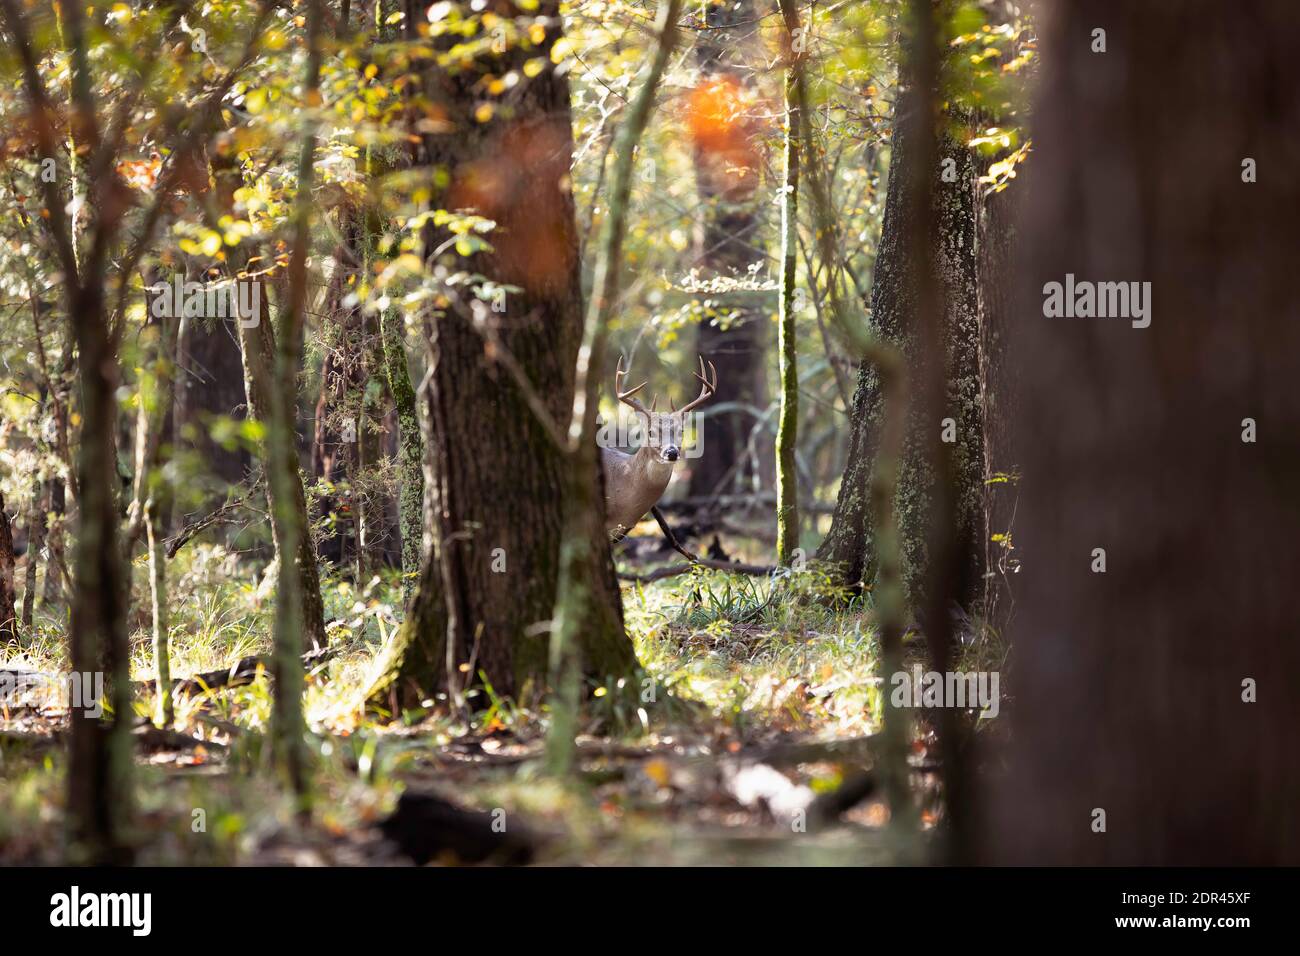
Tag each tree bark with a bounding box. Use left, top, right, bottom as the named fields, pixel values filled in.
left=774, top=0, right=803, bottom=564
left=40, top=478, right=66, bottom=606
left=817, top=64, right=983, bottom=606
left=311, top=210, right=392, bottom=576
left=265, top=0, right=325, bottom=804
left=128, top=277, right=179, bottom=727
left=20, top=478, right=44, bottom=628
left=381, top=304, right=423, bottom=597
left=0, top=491, right=15, bottom=643
left=66, top=278, right=134, bottom=865
left=367, top=0, right=636, bottom=709
left=984, top=0, right=1300, bottom=865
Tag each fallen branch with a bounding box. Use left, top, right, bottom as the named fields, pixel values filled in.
left=165, top=491, right=256, bottom=559
left=137, top=645, right=334, bottom=697
left=657, top=493, right=837, bottom=515
left=618, top=557, right=778, bottom=583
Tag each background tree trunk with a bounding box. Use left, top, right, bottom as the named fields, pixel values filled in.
left=0, top=491, right=15, bottom=642
left=203, top=149, right=330, bottom=654
left=173, top=312, right=250, bottom=527
left=688, top=0, right=771, bottom=500
left=311, top=212, right=393, bottom=576
left=984, top=0, right=1300, bottom=865
left=20, top=478, right=44, bottom=627
left=40, top=479, right=66, bottom=606
left=130, top=278, right=179, bottom=727
left=774, top=0, right=803, bottom=563
left=817, top=77, right=982, bottom=606
left=234, top=278, right=329, bottom=653
left=381, top=305, right=423, bottom=598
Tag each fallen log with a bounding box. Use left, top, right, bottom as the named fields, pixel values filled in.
left=1, top=721, right=227, bottom=756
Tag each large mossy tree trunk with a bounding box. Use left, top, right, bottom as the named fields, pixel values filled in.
left=984, top=0, right=1300, bottom=864
left=688, top=0, right=772, bottom=499
left=310, top=209, right=393, bottom=576
left=817, top=70, right=983, bottom=606
left=381, top=302, right=423, bottom=598
left=366, top=0, right=635, bottom=710
left=773, top=0, right=803, bottom=563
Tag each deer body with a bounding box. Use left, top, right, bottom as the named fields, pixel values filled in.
left=601, top=357, right=718, bottom=540
left=601, top=445, right=677, bottom=537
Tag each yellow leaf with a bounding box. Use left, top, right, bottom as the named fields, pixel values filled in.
left=644, top=758, right=671, bottom=788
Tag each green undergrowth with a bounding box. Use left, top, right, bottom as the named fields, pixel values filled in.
left=1, top=539, right=1006, bottom=864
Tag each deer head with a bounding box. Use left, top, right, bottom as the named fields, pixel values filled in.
left=615, top=355, right=719, bottom=465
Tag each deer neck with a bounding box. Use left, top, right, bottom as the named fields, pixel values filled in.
left=633, top=444, right=676, bottom=498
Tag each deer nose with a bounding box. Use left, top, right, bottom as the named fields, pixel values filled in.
left=664, top=446, right=679, bottom=462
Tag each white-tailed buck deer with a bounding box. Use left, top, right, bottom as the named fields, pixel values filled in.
left=601, top=356, right=718, bottom=560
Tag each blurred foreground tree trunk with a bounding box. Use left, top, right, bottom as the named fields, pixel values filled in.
left=0, top=0, right=136, bottom=864
left=984, top=0, right=1300, bottom=864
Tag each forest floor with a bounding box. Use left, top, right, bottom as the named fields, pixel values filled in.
left=0, top=525, right=1006, bottom=865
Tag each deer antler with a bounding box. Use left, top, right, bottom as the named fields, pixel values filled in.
left=678, top=356, right=719, bottom=414
left=615, top=356, right=650, bottom=416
